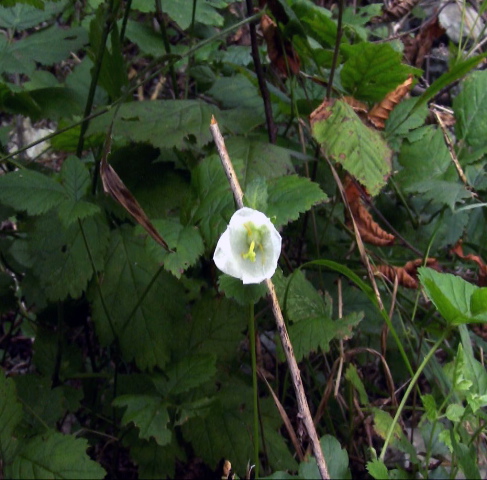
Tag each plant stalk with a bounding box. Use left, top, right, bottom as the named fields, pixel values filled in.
left=249, top=302, right=260, bottom=477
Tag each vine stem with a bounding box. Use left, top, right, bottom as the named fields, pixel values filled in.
left=210, top=117, right=330, bottom=480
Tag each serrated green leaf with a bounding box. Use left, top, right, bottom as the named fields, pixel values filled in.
left=470, top=287, right=487, bottom=318
left=0, top=169, right=66, bottom=215
left=267, top=175, right=327, bottom=228
left=385, top=98, right=428, bottom=139
left=0, top=1, right=67, bottom=30
left=366, top=459, right=389, bottom=480
left=142, top=219, right=204, bottom=278
left=288, top=311, right=362, bottom=361
left=0, top=373, right=23, bottom=465
left=113, top=395, right=171, bottom=446
left=28, top=213, right=109, bottom=301
left=8, top=431, right=106, bottom=479
left=292, top=0, right=337, bottom=48
left=152, top=354, right=217, bottom=396
left=298, top=435, right=351, bottom=479
left=311, top=99, right=391, bottom=196
left=421, top=394, right=438, bottom=421
left=418, top=268, right=477, bottom=325
left=90, top=225, right=185, bottom=370
left=341, top=43, right=416, bottom=103
left=89, top=100, right=217, bottom=150
left=217, top=273, right=268, bottom=305
left=445, top=403, right=465, bottom=422
left=244, top=176, right=268, bottom=212
left=454, top=71, right=487, bottom=149
left=2, top=26, right=88, bottom=76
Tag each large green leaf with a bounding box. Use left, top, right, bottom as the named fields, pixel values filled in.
left=0, top=373, right=22, bottom=465
left=311, top=99, right=391, bottom=196
left=266, top=175, right=328, bottom=228
left=156, top=0, right=225, bottom=30
left=0, top=169, right=66, bottom=215
left=90, top=225, right=185, bottom=370
left=288, top=311, right=363, bottom=361
left=7, top=431, right=105, bottom=479
left=0, top=1, right=67, bottom=30
left=340, top=43, right=416, bottom=103
left=89, top=100, right=217, bottom=150
left=454, top=70, right=487, bottom=149
left=0, top=26, right=88, bottom=76
left=418, top=268, right=482, bottom=325
left=142, top=219, right=204, bottom=278
left=28, top=213, right=109, bottom=301
left=112, top=395, right=171, bottom=446
left=217, top=273, right=268, bottom=305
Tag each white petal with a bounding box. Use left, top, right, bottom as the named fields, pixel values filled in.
left=213, top=228, right=244, bottom=280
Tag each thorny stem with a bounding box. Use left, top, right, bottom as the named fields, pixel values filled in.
left=210, top=117, right=330, bottom=480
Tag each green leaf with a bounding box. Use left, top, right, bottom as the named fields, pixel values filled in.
left=311, top=99, right=391, bottom=196
left=470, top=288, right=487, bottom=318
left=217, top=273, right=268, bottom=305
left=175, top=294, right=247, bottom=363
left=267, top=175, right=328, bottom=228
left=366, top=459, right=390, bottom=480
left=0, top=1, right=67, bottom=30
left=298, top=435, right=351, bottom=479
left=385, top=97, right=429, bottom=139
left=454, top=71, right=487, bottom=149
left=90, top=226, right=185, bottom=370
left=113, top=395, right=171, bottom=446
left=89, top=100, right=217, bottom=150
left=445, top=403, right=465, bottom=422
left=345, top=364, right=369, bottom=406
left=125, top=20, right=166, bottom=57
left=244, top=176, right=268, bottom=212
left=152, top=354, right=217, bottom=396
left=8, top=431, right=106, bottom=479
left=421, top=394, right=438, bottom=421
left=292, top=0, right=337, bottom=48
left=58, top=156, right=100, bottom=226
left=2, top=26, right=88, bottom=76
left=450, top=429, right=480, bottom=480
left=418, top=268, right=478, bottom=325
left=288, top=311, right=362, bottom=361
left=0, top=169, right=66, bottom=215
left=0, top=373, right=23, bottom=465
left=340, top=43, right=416, bottom=103
left=28, top=213, right=109, bottom=301
left=158, top=0, right=224, bottom=30
left=142, top=219, right=204, bottom=278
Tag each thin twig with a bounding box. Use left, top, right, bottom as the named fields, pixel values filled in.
left=245, top=0, right=276, bottom=143
left=210, top=116, right=329, bottom=479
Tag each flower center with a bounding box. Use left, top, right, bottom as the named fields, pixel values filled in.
left=242, top=221, right=266, bottom=263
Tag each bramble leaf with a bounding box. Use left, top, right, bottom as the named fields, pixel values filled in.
left=0, top=373, right=22, bottom=465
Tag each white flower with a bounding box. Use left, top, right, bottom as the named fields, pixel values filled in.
left=214, top=207, right=282, bottom=284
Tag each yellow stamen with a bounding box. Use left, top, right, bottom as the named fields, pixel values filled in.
left=242, top=240, right=256, bottom=262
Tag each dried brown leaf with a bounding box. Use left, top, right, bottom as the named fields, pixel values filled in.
left=368, top=75, right=414, bottom=129
left=372, top=0, right=421, bottom=23
left=261, top=14, right=300, bottom=77
left=344, top=176, right=395, bottom=246
left=100, top=133, right=171, bottom=252
left=374, top=258, right=439, bottom=289
left=451, top=241, right=487, bottom=286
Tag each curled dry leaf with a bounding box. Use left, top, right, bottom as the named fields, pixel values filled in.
left=344, top=176, right=395, bottom=246
left=451, top=241, right=487, bottom=286
left=368, top=75, right=414, bottom=129
left=374, top=258, right=439, bottom=289
left=372, top=0, right=420, bottom=23
left=100, top=131, right=171, bottom=252
left=260, top=14, right=300, bottom=77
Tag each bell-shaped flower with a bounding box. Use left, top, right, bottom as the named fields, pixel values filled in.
left=214, top=207, right=282, bottom=284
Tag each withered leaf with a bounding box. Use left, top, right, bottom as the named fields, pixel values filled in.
left=368, top=75, right=414, bottom=129
left=344, top=176, right=395, bottom=246
left=100, top=130, right=171, bottom=252
left=261, top=14, right=300, bottom=78
left=451, top=241, right=487, bottom=286
left=374, top=258, right=439, bottom=289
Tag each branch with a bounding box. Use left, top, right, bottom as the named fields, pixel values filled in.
left=210, top=116, right=329, bottom=480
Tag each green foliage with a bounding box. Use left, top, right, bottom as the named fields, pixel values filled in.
left=311, top=99, right=392, bottom=196
left=2, top=1, right=487, bottom=477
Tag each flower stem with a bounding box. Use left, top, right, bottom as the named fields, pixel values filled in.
left=249, top=302, right=260, bottom=477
